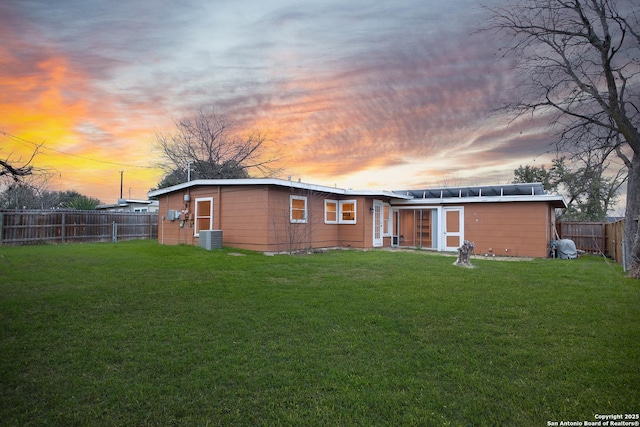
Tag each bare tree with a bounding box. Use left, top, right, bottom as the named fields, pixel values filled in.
left=485, top=0, right=640, bottom=275
left=0, top=157, right=33, bottom=182
left=0, top=137, right=40, bottom=183
left=270, top=189, right=320, bottom=254
left=155, top=109, right=279, bottom=187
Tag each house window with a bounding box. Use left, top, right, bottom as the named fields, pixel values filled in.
left=325, top=200, right=338, bottom=223
left=339, top=200, right=356, bottom=224
left=195, top=197, right=213, bottom=236
left=324, top=199, right=357, bottom=224
left=383, top=204, right=391, bottom=236
left=290, top=195, right=307, bottom=223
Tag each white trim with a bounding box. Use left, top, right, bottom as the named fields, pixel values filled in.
left=290, top=195, right=307, bottom=223
left=339, top=200, right=357, bottom=224
left=382, top=203, right=392, bottom=237
left=194, top=197, right=214, bottom=236
left=373, top=200, right=384, bottom=247
left=392, top=194, right=565, bottom=207
left=148, top=178, right=410, bottom=200
left=443, top=207, right=464, bottom=252
left=324, top=199, right=338, bottom=224
left=324, top=199, right=357, bottom=224
left=147, top=178, right=565, bottom=208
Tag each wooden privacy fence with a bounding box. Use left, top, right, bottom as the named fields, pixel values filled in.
left=558, top=220, right=624, bottom=264
left=0, top=210, right=158, bottom=246
left=605, top=220, right=624, bottom=265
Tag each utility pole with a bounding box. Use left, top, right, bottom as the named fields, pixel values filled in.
left=120, top=171, right=124, bottom=199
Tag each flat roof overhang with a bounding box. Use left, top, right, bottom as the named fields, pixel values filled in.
left=391, top=195, right=567, bottom=209
left=148, top=179, right=565, bottom=208
left=148, top=178, right=411, bottom=200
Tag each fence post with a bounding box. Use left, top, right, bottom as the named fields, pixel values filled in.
left=0, top=210, right=157, bottom=245
left=61, top=212, right=66, bottom=244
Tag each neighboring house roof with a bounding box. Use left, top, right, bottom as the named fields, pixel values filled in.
left=147, top=179, right=566, bottom=208
left=96, top=199, right=160, bottom=210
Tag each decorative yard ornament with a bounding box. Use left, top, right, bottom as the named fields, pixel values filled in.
left=455, top=240, right=475, bottom=268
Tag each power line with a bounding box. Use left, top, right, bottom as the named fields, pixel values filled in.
left=0, top=130, right=157, bottom=169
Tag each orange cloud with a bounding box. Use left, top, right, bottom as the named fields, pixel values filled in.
left=0, top=30, right=164, bottom=202
left=1, top=0, right=559, bottom=202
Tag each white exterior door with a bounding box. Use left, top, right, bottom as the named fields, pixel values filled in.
left=373, top=200, right=384, bottom=247
left=443, top=207, right=464, bottom=251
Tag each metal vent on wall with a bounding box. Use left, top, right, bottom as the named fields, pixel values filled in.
left=199, top=230, right=223, bottom=250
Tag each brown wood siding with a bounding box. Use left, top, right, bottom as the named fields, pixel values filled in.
left=157, top=186, right=270, bottom=248
left=337, top=196, right=368, bottom=248
left=265, top=188, right=360, bottom=252
left=157, top=192, right=191, bottom=245
left=463, top=202, right=553, bottom=258
left=266, top=188, right=312, bottom=252
left=156, top=185, right=375, bottom=251
left=156, top=185, right=555, bottom=257
left=218, top=187, right=269, bottom=249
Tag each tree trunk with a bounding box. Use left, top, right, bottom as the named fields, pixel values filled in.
left=625, top=153, right=640, bottom=277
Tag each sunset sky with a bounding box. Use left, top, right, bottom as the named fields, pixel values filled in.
left=0, top=0, right=560, bottom=203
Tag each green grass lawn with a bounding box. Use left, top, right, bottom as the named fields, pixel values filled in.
left=1, top=240, right=638, bottom=426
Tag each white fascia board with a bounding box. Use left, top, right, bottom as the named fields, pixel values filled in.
left=277, top=180, right=347, bottom=194
left=344, top=189, right=413, bottom=199
left=391, top=195, right=567, bottom=208
left=147, top=178, right=415, bottom=199
left=148, top=178, right=350, bottom=198
left=124, top=199, right=153, bottom=204
left=148, top=178, right=557, bottom=204
left=148, top=181, right=196, bottom=197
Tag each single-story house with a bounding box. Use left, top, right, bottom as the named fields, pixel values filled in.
left=147, top=178, right=566, bottom=257
left=95, top=199, right=160, bottom=213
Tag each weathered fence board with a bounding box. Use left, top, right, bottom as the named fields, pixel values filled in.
left=558, top=222, right=606, bottom=254
left=558, top=220, right=624, bottom=264
left=605, top=219, right=624, bottom=265
left=0, top=210, right=158, bottom=246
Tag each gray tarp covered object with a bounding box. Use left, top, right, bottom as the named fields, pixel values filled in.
left=556, top=239, right=577, bottom=259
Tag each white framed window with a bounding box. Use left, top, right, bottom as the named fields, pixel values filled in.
left=339, top=200, right=356, bottom=224
left=383, top=204, right=392, bottom=236
left=325, top=200, right=338, bottom=224
left=195, top=197, right=213, bottom=236
left=290, top=195, right=307, bottom=223
left=324, top=199, right=357, bottom=224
